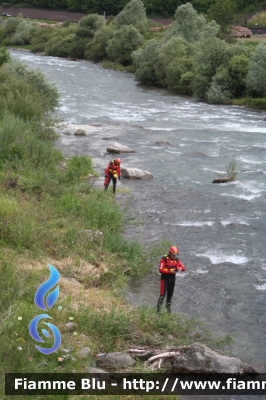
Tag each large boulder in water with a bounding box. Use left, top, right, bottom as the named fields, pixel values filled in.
left=106, top=142, right=136, bottom=154
left=121, top=167, right=153, bottom=180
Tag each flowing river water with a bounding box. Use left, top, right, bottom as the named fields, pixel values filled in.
left=10, top=50, right=266, bottom=385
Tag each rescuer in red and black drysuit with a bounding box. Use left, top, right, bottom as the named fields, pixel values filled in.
left=157, top=246, right=186, bottom=313
left=104, top=158, right=121, bottom=194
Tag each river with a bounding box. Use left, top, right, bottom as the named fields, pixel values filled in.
left=9, top=50, right=266, bottom=384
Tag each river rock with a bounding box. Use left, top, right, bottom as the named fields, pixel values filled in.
left=106, top=142, right=136, bottom=154
left=169, top=343, right=257, bottom=373
left=78, top=347, right=91, bottom=358
left=90, top=123, right=101, bottom=126
left=74, top=129, right=86, bottom=136
left=96, top=352, right=136, bottom=370
left=121, top=167, right=153, bottom=180
left=65, top=322, right=78, bottom=332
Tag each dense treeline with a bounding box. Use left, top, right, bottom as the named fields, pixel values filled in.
left=1, top=0, right=266, bottom=106
left=1, top=0, right=266, bottom=17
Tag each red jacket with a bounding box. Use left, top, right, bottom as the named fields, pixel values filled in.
left=105, top=160, right=121, bottom=178
left=159, top=255, right=186, bottom=278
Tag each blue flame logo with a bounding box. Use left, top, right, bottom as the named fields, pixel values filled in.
left=29, top=264, right=61, bottom=354
left=34, top=265, right=60, bottom=311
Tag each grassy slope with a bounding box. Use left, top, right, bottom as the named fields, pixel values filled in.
left=0, top=50, right=234, bottom=400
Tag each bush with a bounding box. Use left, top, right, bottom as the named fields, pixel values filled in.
left=0, top=60, right=59, bottom=114
left=0, top=46, right=10, bottom=66
left=206, top=80, right=232, bottom=104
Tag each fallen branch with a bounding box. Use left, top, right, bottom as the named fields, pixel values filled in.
left=146, top=351, right=176, bottom=364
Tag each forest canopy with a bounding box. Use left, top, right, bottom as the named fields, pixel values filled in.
left=1, top=0, right=265, bottom=17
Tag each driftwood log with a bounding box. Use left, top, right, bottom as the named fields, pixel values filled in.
left=212, top=177, right=236, bottom=184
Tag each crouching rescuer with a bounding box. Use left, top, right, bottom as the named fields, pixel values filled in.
left=157, top=246, right=186, bottom=313
left=104, top=158, right=121, bottom=194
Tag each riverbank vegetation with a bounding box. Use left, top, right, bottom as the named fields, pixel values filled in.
left=0, top=44, right=235, bottom=399
left=2, top=0, right=266, bottom=107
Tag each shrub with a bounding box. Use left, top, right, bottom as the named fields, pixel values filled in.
left=1, top=60, right=59, bottom=113
left=206, top=79, right=232, bottom=104
left=0, top=46, right=10, bottom=66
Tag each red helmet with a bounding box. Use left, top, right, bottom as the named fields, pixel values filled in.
left=169, top=246, right=179, bottom=256
left=115, top=158, right=121, bottom=164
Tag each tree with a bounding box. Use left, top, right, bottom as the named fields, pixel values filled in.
left=132, top=38, right=160, bottom=85
left=106, top=24, right=144, bottom=65
left=11, top=20, right=33, bottom=46
left=115, top=0, right=147, bottom=31
left=155, top=36, right=189, bottom=86
left=143, top=0, right=183, bottom=16
left=203, top=41, right=250, bottom=103
left=44, top=26, right=77, bottom=58
left=30, top=26, right=55, bottom=53
left=76, top=14, right=105, bottom=38
left=193, top=37, right=229, bottom=99
left=246, top=42, right=266, bottom=97
left=84, top=25, right=114, bottom=61
left=163, top=3, right=219, bottom=43
left=207, top=0, right=237, bottom=34
left=191, top=0, right=215, bottom=14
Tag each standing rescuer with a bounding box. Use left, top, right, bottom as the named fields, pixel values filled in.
left=157, top=246, right=186, bottom=313
left=104, top=158, right=121, bottom=194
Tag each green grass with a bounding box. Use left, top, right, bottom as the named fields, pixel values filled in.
left=101, top=60, right=135, bottom=73
left=232, top=96, right=266, bottom=108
